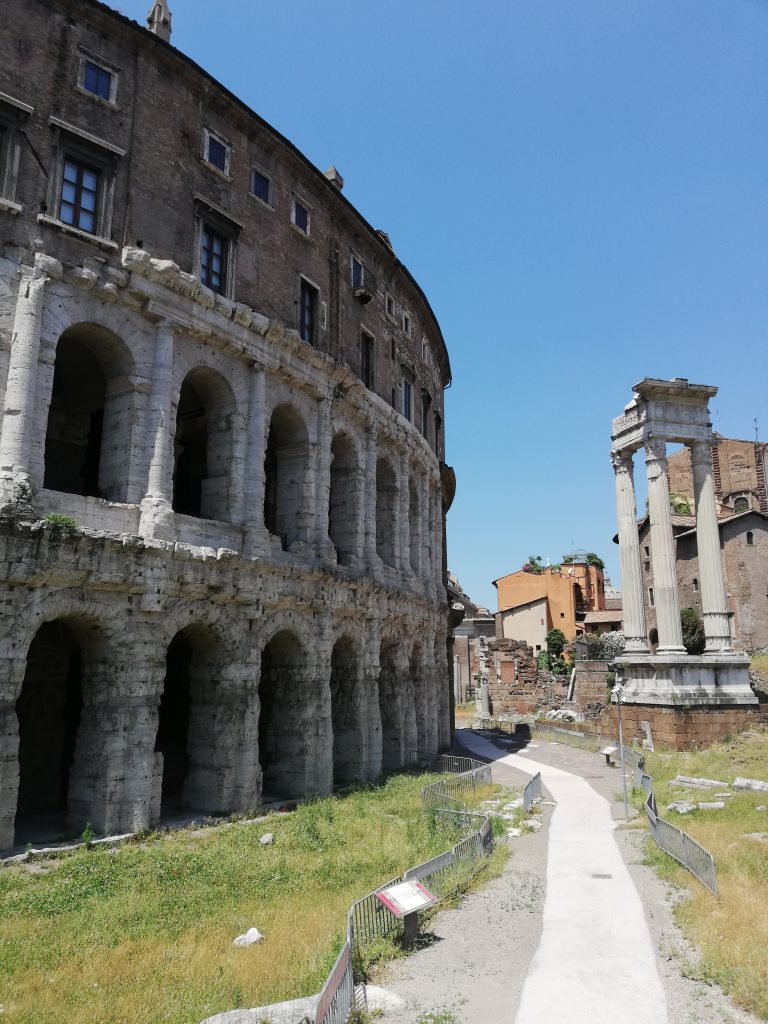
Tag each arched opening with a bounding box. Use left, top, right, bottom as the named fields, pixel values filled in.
left=378, top=641, right=404, bottom=772
left=376, top=457, right=397, bottom=566
left=15, top=622, right=83, bottom=836
left=746, top=531, right=754, bottom=546
left=264, top=404, right=309, bottom=551
left=330, top=635, right=365, bottom=785
left=156, top=624, right=228, bottom=817
left=43, top=326, right=134, bottom=501
left=259, top=630, right=310, bottom=798
left=411, top=643, right=428, bottom=760
left=734, top=496, right=749, bottom=513
left=649, top=628, right=659, bottom=654
left=329, top=433, right=360, bottom=565
left=408, top=479, right=419, bottom=573
left=172, top=368, right=234, bottom=522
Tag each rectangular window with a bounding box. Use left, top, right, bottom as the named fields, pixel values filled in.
left=84, top=62, right=112, bottom=101
left=361, top=330, right=374, bottom=389
left=252, top=167, right=270, bottom=204
left=300, top=278, right=317, bottom=343
left=402, top=311, right=411, bottom=335
left=207, top=135, right=227, bottom=171
left=386, top=294, right=395, bottom=317
left=200, top=224, right=227, bottom=294
left=293, top=198, right=310, bottom=234
left=421, top=391, right=432, bottom=439
left=390, top=336, right=396, bottom=360
left=351, top=255, right=364, bottom=289
left=649, top=587, right=655, bottom=607
left=59, top=158, right=100, bottom=233
left=403, top=380, right=412, bottom=421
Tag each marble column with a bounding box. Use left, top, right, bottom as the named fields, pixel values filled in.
left=139, top=320, right=176, bottom=540
left=645, top=438, right=686, bottom=654
left=690, top=439, right=733, bottom=653
left=611, top=451, right=649, bottom=653
left=242, top=365, right=271, bottom=558
left=0, top=254, right=62, bottom=511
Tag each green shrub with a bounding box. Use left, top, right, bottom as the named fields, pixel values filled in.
left=45, top=513, right=80, bottom=534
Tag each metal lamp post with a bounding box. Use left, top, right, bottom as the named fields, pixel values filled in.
left=612, top=681, right=630, bottom=821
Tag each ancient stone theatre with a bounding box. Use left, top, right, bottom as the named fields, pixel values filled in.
left=0, top=0, right=454, bottom=849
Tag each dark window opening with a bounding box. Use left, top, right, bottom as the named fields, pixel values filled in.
left=649, top=587, right=655, bottom=606
left=693, top=578, right=699, bottom=592
left=200, top=224, right=227, bottom=294
left=420, top=391, right=432, bottom=440
left=329, top=433, right=359, bottom=565
left=299, top=279, right=317, bottom=344
left=264, top=404, right=309, bottom=550
left=434, top=413, right=442, bottom=458
left=252, top=168, right=270, bottom=203
left=259, top=631, right=308, bottom=799
left=747, top=531, right=754, bottom=546
left=376, top=457, right=397, bottom=566
left=207, top=134, right=227, bottom=171
left=293, top=200, right=309, bottom=233
left=172, top=378, right=208, bottom=518
left=390, top=336, right=396, bottom=360
left=361, top=331, right=374, bottom=389
left=351, top=256, right=364, bottom=289
left=60, top=157, right=99, bottom=233
left=84, top=62, right=112, bottom=100
left=403, top=380, right=412, bottom=421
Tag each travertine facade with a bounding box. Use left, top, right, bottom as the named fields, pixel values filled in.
left=0, top=0, right=453, bottom=849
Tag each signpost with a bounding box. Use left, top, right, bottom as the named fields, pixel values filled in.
left=376, top=880, right=438, bottom=947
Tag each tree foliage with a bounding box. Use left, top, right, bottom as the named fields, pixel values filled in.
left=522, top=555, right=545, bottom=574
left=546, top=628, right=566, bottom=657
left=681, top=607, right=706, bottom=655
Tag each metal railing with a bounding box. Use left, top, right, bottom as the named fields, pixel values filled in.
left=616, top=744, right=718, bottom=896
left=319, top=761, right=496, bottom=1021
left=645, top=791, right=717, bottom=896
left=439, top=754, right=487, bottom=774
left=523, top=771, right=542, bottom=811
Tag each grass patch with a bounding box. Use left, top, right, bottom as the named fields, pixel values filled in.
left=0, top=773, right=482, bottom=1024
left=638, top=729, right=768, bottom=1018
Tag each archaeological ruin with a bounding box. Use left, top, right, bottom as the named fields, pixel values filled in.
left=0, top=0, right=454, bottom=850
left=610, top=378, right=759, bottom=746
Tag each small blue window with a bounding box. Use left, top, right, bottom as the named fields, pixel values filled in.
left=84, top=62, right=112, bottom=101
left=207, top=135, right=227, bottom=172
left=252, top=169, right=270, bottom=203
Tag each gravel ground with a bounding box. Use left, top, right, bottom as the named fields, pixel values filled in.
left=371, top=730, right=761, bottom=1024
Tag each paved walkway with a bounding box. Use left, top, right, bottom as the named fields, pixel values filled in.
left=459, top=730, right=669, bottom=1024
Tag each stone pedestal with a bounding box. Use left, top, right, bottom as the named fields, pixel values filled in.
left=616, top=653, right=756, bottom=707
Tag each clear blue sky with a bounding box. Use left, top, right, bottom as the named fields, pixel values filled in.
left=119, top=0, right=768, bottom=609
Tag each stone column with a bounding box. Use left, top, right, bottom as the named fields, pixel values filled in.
left=242, top=365, right=271, bottom=558
left=0, top=253, right=62, bottom=513
left=397, top=462, right=411, bottom=573
left=645, top=438, right=686, bottom=654
left=611, top=451, right=649, bottom=653
left=420, top=477, right=432, bottom=589
left=432, top=482, right=444, bottom=593
left=690, top=439, right=733, bottom=653
left=363, top=427, right=378, bottom=567
left=139, top=320, right=176, bottom=540
left=314, top=396, right=336, bottom=561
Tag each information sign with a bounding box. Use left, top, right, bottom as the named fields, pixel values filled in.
left=375, top=880, right=437, bottom=917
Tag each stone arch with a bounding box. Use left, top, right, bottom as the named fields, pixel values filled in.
left=329, top=431, right=362, bottom=565
left=264, top=403, right=310, bottom=551
left=330, top=632, right=367, bottom=785
left=257, top=614, right=328, bottom=800
left=43, top=323, right=136, bottom=502
left=156, top=621, right=245, bottom=816
left=172, top=366, right=235, bottom=522
left=12, top=610, right=116, bottom=845
left=378, top=636, right=409, bottom=771
left=376, top=456, right=397, bottom=566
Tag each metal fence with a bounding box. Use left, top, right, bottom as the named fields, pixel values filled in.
left=421, top=763, right=493, bottom=812
left=315, top=940, right=353, bottom=1024
left=645, top=791, right=717, bottom=896
left=522, top=771, right=542, bottom=811
left=439, top=754, right=487, bottom=774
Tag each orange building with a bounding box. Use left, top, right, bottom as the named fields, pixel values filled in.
left=493, top=558, right=607, bottom=653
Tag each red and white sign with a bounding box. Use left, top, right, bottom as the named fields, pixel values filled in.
left=376, top=880, right=437, bottom=917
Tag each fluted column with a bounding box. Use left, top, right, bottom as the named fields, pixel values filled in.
left=611, top=451, right=649, bottom=653
left=645, top=438, right=686, bottom=653
left=243, top=365, right=271, bottom=558
left=691, top=439, right=733, bottom=652
left=0, top=253, right=62, bottom=511
left=139, top=320, right=176, bottom=540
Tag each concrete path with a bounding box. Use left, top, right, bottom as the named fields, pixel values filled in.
left=459, top=730, right=669, bottom=1024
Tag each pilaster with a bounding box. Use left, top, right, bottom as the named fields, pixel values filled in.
left=139, top=319, right=176, bottom=540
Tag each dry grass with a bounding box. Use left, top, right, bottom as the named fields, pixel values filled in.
left=640, top=730, right=768, bottom=1018
left=0, top=773, right=474, bottom=1024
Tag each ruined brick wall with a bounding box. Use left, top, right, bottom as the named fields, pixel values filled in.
left=571, top=660, right=612, bottom=719
left=479, top=638, right=566, bottom=716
